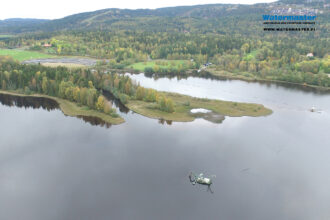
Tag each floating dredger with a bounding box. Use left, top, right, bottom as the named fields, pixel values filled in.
left=189, top=172, right=216, bottom=193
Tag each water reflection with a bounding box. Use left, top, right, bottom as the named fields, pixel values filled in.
left=158, top=118, right=172, bottom=125
left=0, top=93, right=59, bottom=111
left=76, top=115, right=112, bottom=128
left=126, top=73, right=330, bottom=115
left=0, top=93, right=112, bottom=128
left=141, top=72, right=330, bottom=94
left=102, top=90, right=130, bottom=113
left=190, top=112, right=225, bottom=124
left=1, top=77, right=330, bottom=220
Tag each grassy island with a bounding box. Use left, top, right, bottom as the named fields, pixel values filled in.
left=0, top=90, right=125, bottom=125
left=126, top=91, right=272, bottom=122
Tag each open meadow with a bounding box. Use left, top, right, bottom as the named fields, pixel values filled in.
left=0, top=49, right=54, bottom=61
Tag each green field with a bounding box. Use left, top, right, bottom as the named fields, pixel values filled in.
left=0, top=49, right=55, bottom=61
left=243, top=50, right=258, bottom=61
left=129, top=60, right=189, bottom=71
left=0, top=35, right=14, bottom=39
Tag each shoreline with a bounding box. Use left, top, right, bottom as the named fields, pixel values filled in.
left=0, top=89, right=272, bottom=124
left=0, top=90, right=125, bottom=125
left=205, top=69, right=330, bottom=92
left=18, top=55, right=329, bottom=91
left=107, top=67, right=330, bottom=92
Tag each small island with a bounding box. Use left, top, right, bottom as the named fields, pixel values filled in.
left=126, top=91, right=272, bottom=122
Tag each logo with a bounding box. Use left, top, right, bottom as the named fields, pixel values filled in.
left=263, top=8, right=317, bottom=31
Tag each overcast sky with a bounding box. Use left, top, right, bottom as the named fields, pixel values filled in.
left=0, top=0, right=276, bottom=20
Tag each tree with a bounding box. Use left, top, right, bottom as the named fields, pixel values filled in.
left=296, top=60, right=320, bottom=74
left=158, top=96, right=166, bottom=111
left=86, top=88, right=97, bottom=108
left=248, top=62, right=257, bottom=72
left=241, top=43, right=250, bottom=54
left=239, top=61, right=247, bottom=71
left=79, top=88, right=88, bottom=105
left=144, top=67, right=154, bottom=75
left=145, top=89, right=156, bottom=102
left=158, top=96, right=175, bottom=113
left=65, top=87, right=74, bottom=101
left=42, top=76, right=48, bottom=94
left=322, top=60, right=330, bottom=73
left=136, top=86, right=145, bottom=100
left=73, top=87, right=80, bottom=102
left=125, top=81, right=132, bottom=95
left=1, top=80, right=6, bottom=90
left=154, top=64, right=160, bottom=73
left=30, top=78, right=37, bottom=91
left=103, top=101, right=112, bottom=114
left=96, top=95, right=105, bottom=111
left=165, top=98, right=174, bottom=113
left=88, top=80, right=94, bottom=88
left=59, top=81, right=74, bottom=98
left=114, top=77, right=120, bottom=89
left=57, top=45, right=62, bottom=54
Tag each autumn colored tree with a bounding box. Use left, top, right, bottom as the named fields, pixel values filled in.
left=31, top=78, right=37, bottom=91
left=96, top=95, right=105, bottom=111
left=41, top=77, right=48, bottom=94
left=86, top=88, right=97, bottom=108
left=136, top=86, right=145, bottom=100
left=88, top=80, right=94, bottom=88
left=73, top=87, right=80, bottom=102
left=114, top=77, right=120, bottom=89
left=79, top=88, right=88, bottom=105
left=154, top=64, right=160, bottom=73
left=65, top=87, right=74, bottom=101
left=165, top=98, right=174, bottom=113
left=145, top=89, right=157, bottom=102
left=1, top=80, right=6, bottom=90
left=124, top=81, right=132, bottom=95
left=103, top=101, right=112, bottom=114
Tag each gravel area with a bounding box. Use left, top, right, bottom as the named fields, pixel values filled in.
left=22, top=58, right=99, bottom=66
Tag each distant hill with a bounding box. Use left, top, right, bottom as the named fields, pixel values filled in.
left=0, top=4, right=264, bottom=33
left=279, top=0, right=326, bottom=4
left=0, top=1, right=328, bottom=34
left=38, top=4, right=266, bottom=32
left=0, top=18, right=48, bottom=33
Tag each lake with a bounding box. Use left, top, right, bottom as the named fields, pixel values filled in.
left=0, top=75, right=329, bottom=220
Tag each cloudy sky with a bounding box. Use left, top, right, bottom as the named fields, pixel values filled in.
left=0, top=0, right=276, bottom=20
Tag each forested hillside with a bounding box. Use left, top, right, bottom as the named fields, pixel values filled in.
left=0, top=18, right=48, bottom=33
left=0, top=0, right=328, bottom=35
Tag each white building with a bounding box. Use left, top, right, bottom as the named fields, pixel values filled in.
left=307, top=53, right=314, bottom=58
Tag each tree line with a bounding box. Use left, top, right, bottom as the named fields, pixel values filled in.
left=0, top=56, right=175, bottom=114
left=1, top=28, right=328, bottom=87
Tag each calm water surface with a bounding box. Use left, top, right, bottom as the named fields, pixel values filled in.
left=0, top=75, right=329, bottom=220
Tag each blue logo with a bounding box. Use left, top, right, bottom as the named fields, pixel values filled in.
left=262, top=15, right=316, bottom=21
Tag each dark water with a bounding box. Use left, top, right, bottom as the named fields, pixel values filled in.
left=0, top=93, right=59, bottom=111
left=0, top=76, right=330, bottom=220
left=0, top=93, right=113, bottom=128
